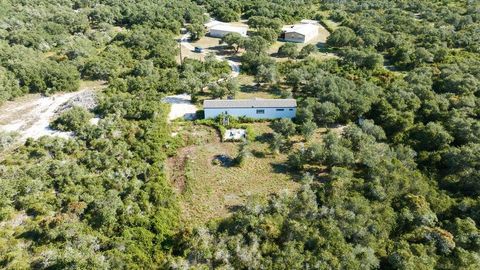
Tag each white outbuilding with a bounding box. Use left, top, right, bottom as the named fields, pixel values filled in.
left=209, top=24, right=248, bottom=38
left=203, top=98, right=296, bottom=119
left=282, top=22, right=319, bottom=43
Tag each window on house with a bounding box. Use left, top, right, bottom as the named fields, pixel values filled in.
left=276, top=109, right=285, bottom=111
left=289, top=109, right=294, bottom=111
left=256, top=109, right=265, bottom=114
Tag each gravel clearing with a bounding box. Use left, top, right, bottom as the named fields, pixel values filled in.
left=162, top=94, right=198, bottom=121
left=0, top=88, right=99, bottom=142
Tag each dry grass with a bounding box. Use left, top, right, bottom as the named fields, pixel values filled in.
left=79, top=80, right=107, bottom=90
left=166, top=123, right=300, bottom=226
left=179, top=45, right=204, bottom=63
left=177, top=35, right=223, bottom=63
left=191, top=36, right=223, bottom=51
left=235, top=74, right=282, bottom=100
left=236, top=90, right=280, bottom=100
left=310, top=52, right=339, bottom=61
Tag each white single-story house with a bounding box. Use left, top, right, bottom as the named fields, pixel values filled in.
left=203, top=98, right=296, bottom=119
left=204, top=19, right=222, bottom=29
left=282, top=22, right=319, bottom=43
left=209, top=24, right=248, bottom=38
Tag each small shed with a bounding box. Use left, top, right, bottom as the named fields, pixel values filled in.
left=282, top=22, right=319, bottom=43
left=224, top=128, right=246, bottom=141
left=209, top=24, right=248, bottom=38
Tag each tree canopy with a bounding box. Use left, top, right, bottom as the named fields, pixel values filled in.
left=1, top=0, right=480, bottom=269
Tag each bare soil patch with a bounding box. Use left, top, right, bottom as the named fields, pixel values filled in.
left=0, top=81, right=106, bottom=144
left=166, top=146, right=195, bottom=193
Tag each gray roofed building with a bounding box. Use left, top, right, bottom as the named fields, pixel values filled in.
left=204, top=98, right=296, bottom=108
left=282, top=22, right=319, bottom=43
left=203, top=98, right=297, bottom=119
left=208, top=23, right=248, bottom=38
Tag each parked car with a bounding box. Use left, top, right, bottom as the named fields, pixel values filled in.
left=194, top=46, right=204, bottom=53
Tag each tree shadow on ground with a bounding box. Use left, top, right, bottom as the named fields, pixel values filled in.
left=212, top=154, right=235, bottom=167
left=207, top=45, right=234, bottom=56
left=251, top=149, right=266, bottom=158
left=271, top=162, right=306, bottom=182
left=240, top=84, right=258, bottom=93
left=226, top=204, right=244, bottom=213
left=255, top=133, right=273, bottom=143
left=316, top=41, right=327, bottom=49
left=271, top=162, right=289, bottom=174
left=224, top=55, right=241, bottom=62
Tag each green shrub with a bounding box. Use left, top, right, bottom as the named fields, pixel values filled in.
left=234, top=141, right=252, bottom=167
left=51, top=106, right=94, bottom=132
left=246, top=126, right=256, bottom=142
left=0, top=131, right=18, bottom=151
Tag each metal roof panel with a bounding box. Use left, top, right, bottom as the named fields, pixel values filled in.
left=203, top=99, right=297, bottom=108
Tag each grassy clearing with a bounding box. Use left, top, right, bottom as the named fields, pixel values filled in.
left=167, top=122, right=300, bottom=226
left=79, top=80, right=107, bottom=90
left=190, top=36, right=223, bottom=51
left=236, top=90, right=280, bottom=100
left=166, top=121, right=340, bottom=226
left=191, top=74, right=282, bottom=105
left=235, top=74, right=282, bottom=99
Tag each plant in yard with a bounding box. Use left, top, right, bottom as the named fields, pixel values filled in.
left=269, top=132, right=285, bottom=154
left=300, top=120, right=317, bottom=140
left=235, top=140, right=252, bottom=167
left=271, top=118, right=296, bottom=138
left=278, top=43, right=298, bottom=59
left=299, top=44, right=317, bottom=58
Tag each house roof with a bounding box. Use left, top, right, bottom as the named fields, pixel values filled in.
left=283, top=23, right=319, bottom=37
left=210, top=23, right=248, bottom=33
left=204, top=20, right=222, bottom=28
left=300, top=19, right=319, bottom=25
left=203, top=98, right=297, bottom=109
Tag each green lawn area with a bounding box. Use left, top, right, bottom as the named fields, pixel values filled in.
left=166, top=122, right=300, bottom=226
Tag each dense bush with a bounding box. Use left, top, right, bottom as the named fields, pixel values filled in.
left=0, top=1, right=201, bottom=268
left=172, top=1, right=480, bottom=268
left=51, top=106, right=94, bottom=132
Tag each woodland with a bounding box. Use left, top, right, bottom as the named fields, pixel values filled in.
left=0, top=0, right=480, bottom=269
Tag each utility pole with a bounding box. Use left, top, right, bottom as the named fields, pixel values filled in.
left=179, top=39, right=183, bottom=65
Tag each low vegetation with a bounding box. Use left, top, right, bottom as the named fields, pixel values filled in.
left=1, top=0, right=480, bottom=269
left=167, top=123, right=299, bottom=225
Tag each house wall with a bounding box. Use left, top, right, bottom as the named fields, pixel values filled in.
left=204, top=107, right=296, bottom=119
left=284, top=32, right=306, bottom=43
left=284, top=25, right=319, bottom=43
left=209, top=29, right=247, bottom=38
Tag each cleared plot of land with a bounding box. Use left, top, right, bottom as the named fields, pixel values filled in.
left=179, top=33, right=241, bottom=78
left=166, top=123, right=299, bottom=225
left=179, top=35, right=230, bottom=60
left=0, top=81, right=105, bottom=142
left=162, top=94, right=198, bottom=121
